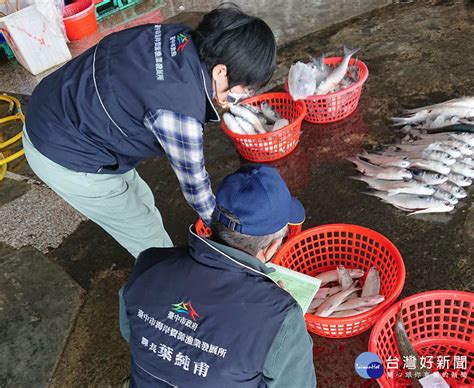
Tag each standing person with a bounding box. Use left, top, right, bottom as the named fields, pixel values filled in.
left=23, top=4, right=277, bottom=258
left=120, top=165, right=315, bottom=387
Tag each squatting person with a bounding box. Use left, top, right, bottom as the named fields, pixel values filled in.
left=119, top=165, right=316, bottom=387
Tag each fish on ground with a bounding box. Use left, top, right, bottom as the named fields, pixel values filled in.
left=350, top=175, right=435, bottom=196
left=358, top=150, right=411, bottom=168
left=346, top=156, right=412, bottom=180
left=448, top=173, right=472, bottom=187
left=411, top=170, right=448, bottom=185
left=365, top=192, right=454, bottom=215
left=438, top=182, right=467, bottom=199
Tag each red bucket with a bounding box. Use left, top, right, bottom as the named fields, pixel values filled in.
left=63, top=0, right=98, bottom=41
left=285, top=57, right=369, bottom=124
left=221, top=92, right=306, bottom=163
left=369, top=291, right=474, bottom=387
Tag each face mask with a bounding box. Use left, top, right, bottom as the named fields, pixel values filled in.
left=226, top=91, right=249, bottom=104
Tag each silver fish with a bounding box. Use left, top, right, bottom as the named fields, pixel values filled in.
left=461, top=157, right=474, bottom=167
left=309, top=54, right=330, bottom=86
left=448, top=173, right=472, bottom=187
left=314, top=286, right=342, bottom=299
left=315, top=268, right=364, bottom=286
left=410, top=159, right=450, bottom=175
left=230, top=105, right=266, bottom=134
left=450, top=162, right=474, bottom=178
left=449, top=133, right=474, bottom=146
left=329, top=307, right=372, bottom=317
left=337, top=266, right=353, bottom=291
left=441, top=140, right=473, bottom=156
left=335, top=295, right=385, bottom=312
left=392, top=143, right=462, bottom=158
left=260, top=101, right=282, bottom=124
left=402, top=97, right=474, bottom=113
left=350, top=176, right=435, bottom=196
left=411, top=170, right=448, bottom=185
left=438, top=182, right=467, bottom=199
left=346, top=156, right=412, bottom=180
left=315, top=286, right=360, bottom=317
left=391, top=111, right=429, bottom=126
left=271, top=119, right=289, bottom=132
left=361, top=268, right=381, bottom=297
left=223, top=113, right=246, bottom=135
left=366, top=192, right=454, bottom=215
left=234, top=116, right=257, bottom=135
left=432, top=190, right=459, bottom=205
left=395, top=306, right=431, bottom=386
left=315, top=46, right=360, bottom=95
left=358, top=150, right=411, bottom=168
left=308, top=298, right=325, bottom=313
left=417, top=132, right=474, bottom=147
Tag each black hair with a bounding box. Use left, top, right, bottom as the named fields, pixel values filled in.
left=192, top=3, right=277, bottom=89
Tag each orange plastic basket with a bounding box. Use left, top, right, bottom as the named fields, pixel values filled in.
left=369, top=291, right=474, bottom=387
left=194, top=218, right=303, bottom=240
left=285, top=57, right=368, bottom=124
left=272, top=224, right=405, bottom=338
left=222, top=92, right=306, bottom=162
left=63, top=0, right=98, bottom=41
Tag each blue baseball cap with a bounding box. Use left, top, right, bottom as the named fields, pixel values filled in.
left=213, top=165, right=305, bottom=236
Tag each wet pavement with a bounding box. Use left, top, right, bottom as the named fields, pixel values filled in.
left=1, top=0, right=473, bottom=387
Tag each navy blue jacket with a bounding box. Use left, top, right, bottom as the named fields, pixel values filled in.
left=121, top=228, right=316, bottom=387
left=25, top=24, right=218, bottom=174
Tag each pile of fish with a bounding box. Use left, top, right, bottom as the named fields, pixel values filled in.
left=288, top=46, right=360, bottom=100
left=308, top=266, right=384, bottom=318
left=223, top=102, right=289, bottom=135
left=347, top=97, right=474, bottom=214
left=391, top=96, right=474, bottom=134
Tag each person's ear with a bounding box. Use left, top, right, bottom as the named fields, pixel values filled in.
left=212, top=64, right=228, bottom=83
left=262, top=238, right=283, bottom=263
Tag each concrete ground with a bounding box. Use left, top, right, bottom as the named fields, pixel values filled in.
left=1, top=0, right=473, bottom=387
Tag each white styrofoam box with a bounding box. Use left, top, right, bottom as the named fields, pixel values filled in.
left=0, top=5, right=71, bottom=75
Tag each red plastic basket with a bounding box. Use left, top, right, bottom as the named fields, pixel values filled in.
left=221, top=92, right=306, bottom=162
left=63, top=0, right=98, bottom=41
left=369, top=291, right=474, bottom=387
left=272, top=224, right=406, bottom=338
left=285, top=57, right=368, bottom=124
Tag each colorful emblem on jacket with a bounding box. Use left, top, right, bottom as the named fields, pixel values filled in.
left=176, top=33, right=189, bottom=52
left=172, top=301, right=199, bottom=321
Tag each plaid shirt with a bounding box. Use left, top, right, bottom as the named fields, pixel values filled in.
left=144, top=109, right=216, bottom=225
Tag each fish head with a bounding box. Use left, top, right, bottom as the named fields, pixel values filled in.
left=399, top=158, right=412, bottom=168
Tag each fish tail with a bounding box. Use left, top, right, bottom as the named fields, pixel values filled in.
left=343, top=46, right=360, bottom=57
left=345, top=155, right=360, bottom=164
left=390, top=117, right=410, bottom=125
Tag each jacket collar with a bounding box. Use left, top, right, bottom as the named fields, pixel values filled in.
left=199, top=63, right=220, bottom=123
left=188, top=226, right=276, bottom=280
